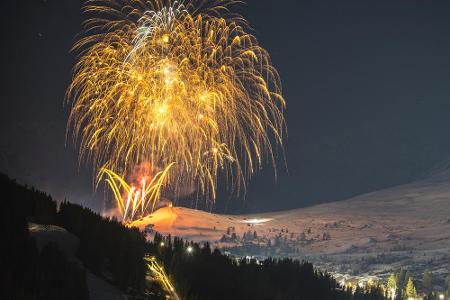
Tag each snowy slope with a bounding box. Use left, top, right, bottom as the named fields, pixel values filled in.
left=130, top=171, right=450, bottom=278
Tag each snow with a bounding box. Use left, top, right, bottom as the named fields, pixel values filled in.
left=129, top=170, right=450, bottom=281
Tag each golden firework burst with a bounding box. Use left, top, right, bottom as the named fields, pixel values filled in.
left=67, top=0, right=286, bottom=211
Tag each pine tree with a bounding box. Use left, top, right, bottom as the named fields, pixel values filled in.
left=446, top=275, right=450, bottom=296
left=422, top=272, right=433, bottom=293
left=397, top=269, right=407, bottom=288
left=387, top=273, right=398, bottom=300
left=405, top=277, right=417, bottom=299
left=404, top=271, right=412, bottom=287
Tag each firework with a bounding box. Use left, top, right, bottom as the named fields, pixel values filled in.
left=67, top=0, right=286, bottom=208
left=146, top=255, right=179, bottom=299
left=98, top=163, right=174, bottom=222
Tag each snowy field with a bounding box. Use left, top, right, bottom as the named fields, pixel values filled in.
left=131, top=170, right=450, bottom=285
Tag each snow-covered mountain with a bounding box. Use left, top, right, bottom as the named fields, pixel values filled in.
left=130, top=171, right=450, bottom=281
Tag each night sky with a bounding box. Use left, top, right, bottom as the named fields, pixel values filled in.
left=2, top=0, right=450, bottom=214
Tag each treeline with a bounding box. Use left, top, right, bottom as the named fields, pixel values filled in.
left=149, top=233, right=387, bottom=300
left=2, top=173, right=390, bottom=300
left=1, top=173, right=57, bottom=224
left=58, top=201, right=147, bottom=291
left=1, top=173, right=147, bottom=297
left=2, top=174, right=89, bottom=300
left=387, top=269, right=449, bottom=300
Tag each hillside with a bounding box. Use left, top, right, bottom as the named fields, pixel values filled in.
left=29, top=223, right=127, bottom=300
left=4, top=172, right=386, bottom=300
left=130, top=171, right=450, bottom=283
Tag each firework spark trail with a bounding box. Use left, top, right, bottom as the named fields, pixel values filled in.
left=146, top=255, right=179, bottom=299
left=98, top=164, right=174, bottom=222
left=67, top=0, right=286, bottom=215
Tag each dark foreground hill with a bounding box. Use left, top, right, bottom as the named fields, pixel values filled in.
left=2, top=173, right=388, bottom=300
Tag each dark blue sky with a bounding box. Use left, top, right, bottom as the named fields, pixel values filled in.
left=2, top=0, right=450, bottom=213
